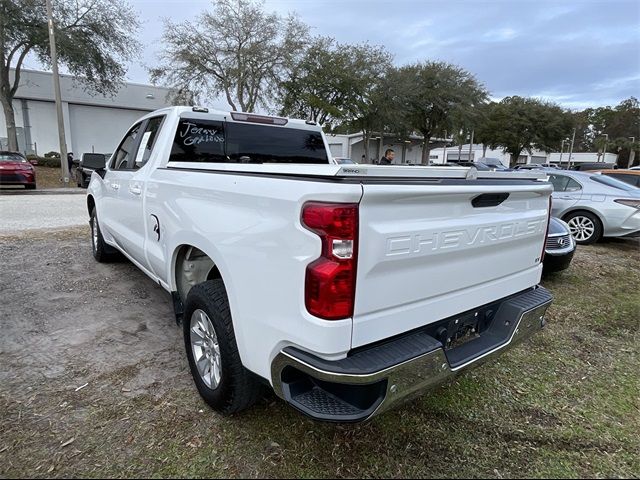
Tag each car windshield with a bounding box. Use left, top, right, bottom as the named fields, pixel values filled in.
left=0, top=153, right=26, bottom=162
left=591, top=174, right=637, bottom=191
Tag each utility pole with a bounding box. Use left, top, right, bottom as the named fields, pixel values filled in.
left=628, top=137, right=636, bottom=168
left=45, top=0, right=69, bottom=185
left=559, top=139, right=565, bottom=166
left=442, top=131, right=447, bottom=164
left=567, top=128, right=576, bottom=170
left=468, top=129, right=474, bottom=161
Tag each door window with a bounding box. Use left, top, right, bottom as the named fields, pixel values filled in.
left=133, top=116, right=165, bottom=169
left=111, top=123, right=142, bottom=170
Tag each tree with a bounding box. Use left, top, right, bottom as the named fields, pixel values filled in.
left=480, top=96, right=573, bottom=167
left=473, top=102, right=495, bottom=157
left=397, top=61, right=488, bottom=165
left=0, top=0, right=139, bottom=151
left=278, top=37, right=392, bottom=124
left=351, top=71, right=407, bottom=163
left=151, top=0, right=308, bottom=113
left=570, top=97, right=639, bottom=164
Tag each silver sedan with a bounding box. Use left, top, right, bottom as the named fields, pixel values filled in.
left=545, top=170, right=640, bottom=244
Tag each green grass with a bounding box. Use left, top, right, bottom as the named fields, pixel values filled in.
left=1, top=240, right=639, bottom=478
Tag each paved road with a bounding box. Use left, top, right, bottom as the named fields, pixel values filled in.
left=0, top=193, right=87, bottom=234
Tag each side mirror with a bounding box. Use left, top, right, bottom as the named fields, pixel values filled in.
left=81, top=153, right=106, bottom=170
left=81, top=153, right=107, bottom=178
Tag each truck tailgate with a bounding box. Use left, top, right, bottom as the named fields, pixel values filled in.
left=353, top=180, right=551, bottom=348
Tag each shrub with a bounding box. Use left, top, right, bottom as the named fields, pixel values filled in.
left=28, top=155, right=60, bottom=167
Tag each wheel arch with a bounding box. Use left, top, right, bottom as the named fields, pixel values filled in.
left=561, top=207, right=605, bottom=229
left=169, top=241, right=230, bottom=305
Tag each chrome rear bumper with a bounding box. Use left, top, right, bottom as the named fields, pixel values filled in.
left=271, top=286, right=552, bottom=422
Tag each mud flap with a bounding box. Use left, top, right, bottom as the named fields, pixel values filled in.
left=171, top=291, right=184, bottom=325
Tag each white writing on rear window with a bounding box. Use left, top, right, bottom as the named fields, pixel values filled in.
left=179, top=121, right=224, bottom=146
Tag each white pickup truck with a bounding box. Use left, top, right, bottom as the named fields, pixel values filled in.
left=86, top=106, right=553, bottom=422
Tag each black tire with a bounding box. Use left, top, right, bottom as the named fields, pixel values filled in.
left=26, top=184, right=36, bottom=190
left=564, top=210, right=603, bottom=245
left=90, top=208, right=119, bottom=262
left=183, top=279, right=261, bottom=415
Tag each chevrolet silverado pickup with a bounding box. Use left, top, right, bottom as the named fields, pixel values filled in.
left=86, top=106, right=553, bottom=422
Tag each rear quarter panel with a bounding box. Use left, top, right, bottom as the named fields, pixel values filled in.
left=145, top=168, right=363, bottom=381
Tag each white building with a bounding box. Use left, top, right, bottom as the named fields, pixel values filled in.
left=0, top=69, right=172, bottom=156
left=326, top=133, right=618, bottom=166
left=326, top=132, right=450, bottom=164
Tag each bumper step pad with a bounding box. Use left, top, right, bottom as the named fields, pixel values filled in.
left=273, top=286, right=553, bottom=422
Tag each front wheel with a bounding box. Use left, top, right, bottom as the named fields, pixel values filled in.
left=183, top=279, right=261, bottom=415
left=565, top=211, right=603, bottom=245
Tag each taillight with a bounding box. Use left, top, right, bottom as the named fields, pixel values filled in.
left=614, top=199, right=640, bottom=210
left=302, top=202, right=358, bottom=320
left=540, top=195, right=552, bottom=263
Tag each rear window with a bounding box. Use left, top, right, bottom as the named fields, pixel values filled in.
left=169, top=118, right=328, bottom=164
left=591, top=174, right=636, bottom=191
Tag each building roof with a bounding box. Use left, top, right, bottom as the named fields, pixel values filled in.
left=9, top=69, right=172, bottom=111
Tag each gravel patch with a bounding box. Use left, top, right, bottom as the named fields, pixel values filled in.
left=0, top=194, right=87, bottom=234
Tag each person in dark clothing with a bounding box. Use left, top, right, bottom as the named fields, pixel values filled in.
left=379, top=149, right=395, bottom=165
left=67, top=152, right=74, bottom=176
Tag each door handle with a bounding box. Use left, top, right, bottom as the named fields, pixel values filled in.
left=129, top=184, right=142, bottom=196
left=110, top=183, right=120, bottom=190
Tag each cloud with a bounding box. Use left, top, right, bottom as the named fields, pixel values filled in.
left=482, top=28, right=518, bottom=41
left=125, top=0, right=640, bottom=109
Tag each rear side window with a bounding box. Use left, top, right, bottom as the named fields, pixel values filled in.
left=168, top=118, right=328, bottom=164
left=549, top=174, right=581, bottom=192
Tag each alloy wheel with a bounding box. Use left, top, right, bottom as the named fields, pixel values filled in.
left=190, top=309, right=222, bottom=389
left=568, top=216, right=595, bottom=242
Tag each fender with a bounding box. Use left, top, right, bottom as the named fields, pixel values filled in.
left=165, top=230, right=251, bottom=367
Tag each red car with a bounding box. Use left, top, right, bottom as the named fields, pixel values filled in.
left=0, top=151, right=36, bottom=189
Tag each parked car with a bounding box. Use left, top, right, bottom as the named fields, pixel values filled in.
left=76, top=153, right=111, bottom=188
left=597, top=169, right=640, bottom=188
left=515, top=163, right=561, bottom=170
left=571, top=162, right=618, bottom=171
left=0, top=151, right=36, bottom=189
left=546, top=169, right=640, bottom=244
left=476, top=157, right=509, bottom=170
left=629, top=166, right=640, bottom=171
left=543, top=218, right=576, bottom=273
left=86, top=106, right=554, bottom=422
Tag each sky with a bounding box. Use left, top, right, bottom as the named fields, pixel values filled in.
left=25, top=0, right=640, bottom=110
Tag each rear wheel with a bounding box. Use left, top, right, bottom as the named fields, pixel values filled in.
left=183, top=279, right=261, bottom=415
left=565, top=211, right=603, bottom=245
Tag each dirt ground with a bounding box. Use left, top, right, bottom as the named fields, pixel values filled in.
left=0, top=227, right=638, bottom=478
